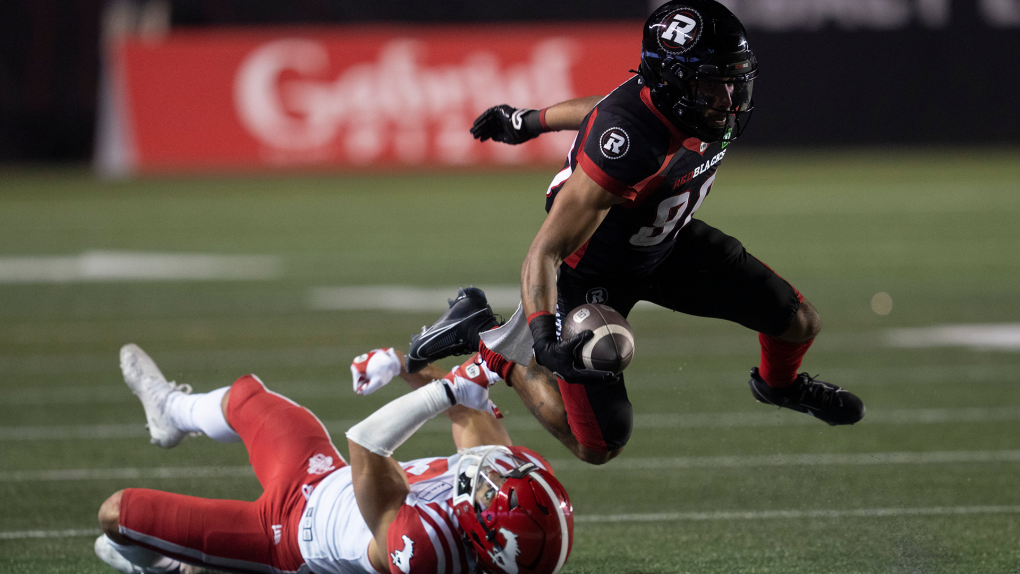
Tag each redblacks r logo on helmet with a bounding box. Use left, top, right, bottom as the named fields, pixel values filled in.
left=659, top=9, right=702, bottom=53
left=600, top=128, right=629, bottom=159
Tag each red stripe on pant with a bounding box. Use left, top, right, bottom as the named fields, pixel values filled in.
left=556, top=376, right=609, bottom=453
left=118, top=375, right=343, bottom=574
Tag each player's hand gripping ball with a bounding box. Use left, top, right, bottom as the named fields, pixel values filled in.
left=560, top=304, right=635, bottom=375
left=351, top=348, right=401, bottom=395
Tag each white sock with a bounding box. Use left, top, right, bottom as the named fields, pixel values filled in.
left=106, top=535, right=183, bottom=573
left=166, top=386, right=240, bottom=443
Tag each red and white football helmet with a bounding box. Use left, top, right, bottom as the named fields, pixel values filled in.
left=452, top=446, right=573, bottom=574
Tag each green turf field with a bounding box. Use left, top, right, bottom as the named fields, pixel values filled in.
left=1, top=148, right=1019, bottom=573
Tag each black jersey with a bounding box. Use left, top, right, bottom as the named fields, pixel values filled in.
left=546, top=75, right=730, bottom=279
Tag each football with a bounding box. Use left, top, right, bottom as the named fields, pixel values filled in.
left=560, top=303, right=635, bottom=374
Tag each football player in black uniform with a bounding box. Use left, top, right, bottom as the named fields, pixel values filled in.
left=410, top=0, right=865, bottom=464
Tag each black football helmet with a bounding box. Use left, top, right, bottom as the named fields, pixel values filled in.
left=638, top=0, right=758, bottom=143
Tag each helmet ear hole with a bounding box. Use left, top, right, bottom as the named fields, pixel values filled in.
left=530, top=483, right=551, bottom=515
left=508, top=489, right=519, bottom=510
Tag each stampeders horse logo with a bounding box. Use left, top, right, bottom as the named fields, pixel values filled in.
left=658, top=8, right=702, bottom=53
left=307, top=453, right=336, bottom=475
left=600, top=128, right=630, bottom=160
left=487, top=528, right=521, bottom=574
left=390, top=535, right=415, bottom=574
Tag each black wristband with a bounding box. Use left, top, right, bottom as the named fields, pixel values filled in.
left=521, top=109, right=546, bottom=135
left=528, top=313, right=557, bottom=343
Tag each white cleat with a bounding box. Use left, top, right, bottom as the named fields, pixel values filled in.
left=94, top=535, right=140, bottom=573
left=120, top=344, right=192, bottom=448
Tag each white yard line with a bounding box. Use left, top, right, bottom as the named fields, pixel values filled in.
left=307, top=285, right=661, bottom=313
left=574, top=505, right=1020, bottom=523
left=4, top=450, right=1019, bottom=482
left=6, top=505, right=1019, bottom=539
left=888, top=323, right=1020, bottom=351
left=4, top=407, right=1020, bottom=441
left=0, top=528, right=101, bottom=540
left=0, top=251, right=281, bottom=283
left=549, top=450, right=1020, bottom=471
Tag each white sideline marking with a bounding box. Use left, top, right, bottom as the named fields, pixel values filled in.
left=4, top=450, right=1019, bottom=482
left=550, top=449, right=1020, bottom=472
left=0, top=251, right=281, bottom=283
left=8, top=504, right=1020, bottom=539
left=0, top=528, right=101, bottom=540
left=308, top=285, right=661, bottom=312
left=888, top=324, right=1020, bottom=351
left=5, top=406, right=1020, bottom=441
left=575, top=505, right=1020, bottom=524
left=0, top=466, right=255, bottom=482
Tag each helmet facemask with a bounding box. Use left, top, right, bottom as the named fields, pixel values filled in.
left=649, top=57, right=757, bottom=143
left=452, top=446, right=573, bottom=574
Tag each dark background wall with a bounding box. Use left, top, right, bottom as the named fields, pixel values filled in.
left=1, top=0, right=1017, bottom=162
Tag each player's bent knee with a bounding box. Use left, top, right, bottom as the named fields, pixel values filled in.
left=98, top=490, right=125, bottom=540
left=574, top=445, right=623, bottom=465
left=781, top=300, right=821, bottom=343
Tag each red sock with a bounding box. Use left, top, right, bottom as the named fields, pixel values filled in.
left=758, top=333, right=813, bottom=388
left=478, top=342, right=513, bottom=382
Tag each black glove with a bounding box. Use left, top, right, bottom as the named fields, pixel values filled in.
left=528, top=314, right=619, bottom=385
left=470, top=105, right=546, bottom=145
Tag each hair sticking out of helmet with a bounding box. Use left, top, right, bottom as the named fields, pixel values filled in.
left=453, top=446, right=573, bottom=574
left=639, top=0, right=758, bottom=143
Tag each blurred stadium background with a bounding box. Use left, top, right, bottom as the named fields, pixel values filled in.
left=1, top=1, right=1019, bottom=573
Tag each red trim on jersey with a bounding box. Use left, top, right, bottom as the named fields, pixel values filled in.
left=624, top=87, right=689, bottom=207
left=639, top=85, right=707, bottom=156
left=575, top=107, right=636, bottom=200
left=577, top=153, right=636, bottom=200
left=682, top=137, right=708, bottom=155
left=404, top=459, right=449, bottom=484
left=639, top=86, right=683, bottom=140
left=419, top=506, right=455, bottom=574
left=430, top=501, right=468, bottom=573
left=563, top=239, right=590, bottom=269
left=387, top=506, right=440, bottom=574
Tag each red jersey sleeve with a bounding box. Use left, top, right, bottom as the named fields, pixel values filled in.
left=386, top=505, right=438, bottom=574
left=577, top=108, right=667, bottom=201
left=386, top=502, right=468, bottom=574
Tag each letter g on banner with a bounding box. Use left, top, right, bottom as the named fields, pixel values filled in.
left=235, top=39, right=340, bottom=151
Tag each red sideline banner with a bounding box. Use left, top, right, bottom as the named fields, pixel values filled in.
left=98, top=24, right=640, bottom=174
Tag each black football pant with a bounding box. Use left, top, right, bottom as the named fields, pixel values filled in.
left=554, top=219, right=802, bottom=452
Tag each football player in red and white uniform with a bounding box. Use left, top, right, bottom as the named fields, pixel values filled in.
left=94, top=344, right=572, bottom=574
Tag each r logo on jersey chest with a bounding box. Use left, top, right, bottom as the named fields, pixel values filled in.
left=599, top=128, right=630, bottom=159
left=585, top=288, right=609, bottom=305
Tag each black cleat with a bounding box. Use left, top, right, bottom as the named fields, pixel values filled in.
left=405, top=287, right=502, bottom=373
left=748, top=367, right=865, bottom=426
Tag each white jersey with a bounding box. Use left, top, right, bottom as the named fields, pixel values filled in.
left=298, top=445, right=552, bottom=574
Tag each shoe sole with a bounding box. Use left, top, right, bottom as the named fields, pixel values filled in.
left=405, top=300, right=493, bottom=373
left=120, top=344, right=184, bottom=448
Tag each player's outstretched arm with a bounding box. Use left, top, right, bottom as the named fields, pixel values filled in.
left=352, top=347, right=511, bottom=449
left=522, top=167, right=624, bottom=385
left=543, top=95, right=603, bottom=130
left=470, top=96, right=602, bottom=144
